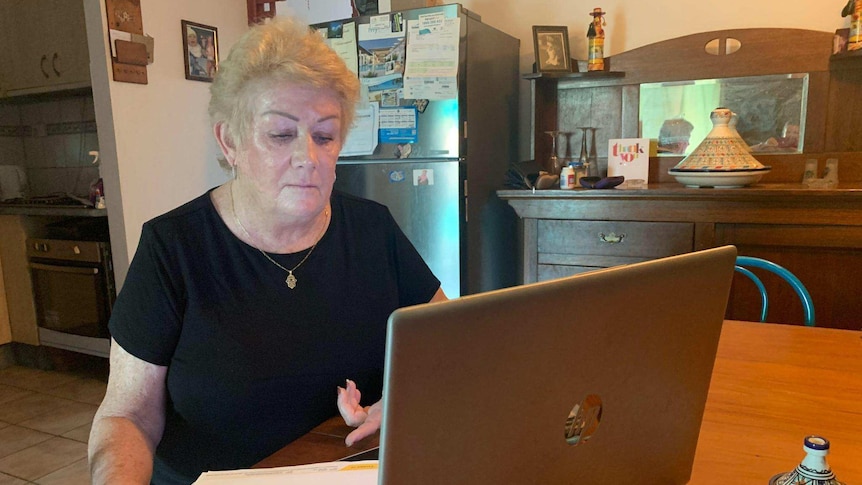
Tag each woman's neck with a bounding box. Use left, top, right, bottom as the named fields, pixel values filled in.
left=215, top=181, right=330, bottom=254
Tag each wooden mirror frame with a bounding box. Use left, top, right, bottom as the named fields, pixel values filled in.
left=530, top=28, right=862, bottom=182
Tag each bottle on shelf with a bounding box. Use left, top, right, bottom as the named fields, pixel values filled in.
left=560, top=166, right=575, bottom=189
left=587, top=8, right=607, bottom=71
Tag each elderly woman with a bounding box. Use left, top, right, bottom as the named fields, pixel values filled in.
left=89, top=17, right=445, bottom=485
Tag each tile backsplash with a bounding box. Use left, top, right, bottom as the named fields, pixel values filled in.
left=0, top=93, right=100, bottom=198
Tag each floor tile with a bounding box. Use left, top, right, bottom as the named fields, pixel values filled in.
left=0, top=367, right=78, bottom=393
left=0, top=385, right=33, bottom=406
left=60, top=422, right=92, bottom=443
left=0, top=472, right=27, bottom=485
left=34, top=457, right=89, bottom=485
left=0, top=394, right=76, bottom=425
left=0, top=437, right=87, bottom=481
left=42, top=378, right=106, bottom=405
left=0, top=426, right=52, bottom=459
left=17, top=401, right=97, bottom=435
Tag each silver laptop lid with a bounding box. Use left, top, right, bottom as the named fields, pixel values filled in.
left=379, top=246, right=737, bottom=484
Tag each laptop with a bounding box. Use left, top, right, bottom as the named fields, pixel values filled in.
left=376, top=245, right=737, bottom=484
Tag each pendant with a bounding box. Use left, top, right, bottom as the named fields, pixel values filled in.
left=286, top=272, right=297, bottom=289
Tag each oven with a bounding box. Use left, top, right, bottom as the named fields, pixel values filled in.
left=27, top=238, right=116, bottom=358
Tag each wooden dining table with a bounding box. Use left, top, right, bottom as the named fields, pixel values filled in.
left=256, top=320, right=862, bottom=483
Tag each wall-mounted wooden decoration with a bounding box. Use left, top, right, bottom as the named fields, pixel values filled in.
left=105, top=0, right=148, bottom=84
left=247, top=0, right=276, bottom=25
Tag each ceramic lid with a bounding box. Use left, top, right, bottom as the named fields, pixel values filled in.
left=670, top=108, right=769, bottom=172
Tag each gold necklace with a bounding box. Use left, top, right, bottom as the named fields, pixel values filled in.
left=229, top=181, right=329, bottom=289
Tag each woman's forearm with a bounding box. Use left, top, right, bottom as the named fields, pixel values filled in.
left=88, top=415, right=160, bottom=485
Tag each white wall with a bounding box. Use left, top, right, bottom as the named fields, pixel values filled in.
left=84, top=0, right=247, bottom=286
left=84, top=0, right=851, bottom=285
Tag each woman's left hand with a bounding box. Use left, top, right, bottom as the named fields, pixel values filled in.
left=337, top=379, right=382, bottom=446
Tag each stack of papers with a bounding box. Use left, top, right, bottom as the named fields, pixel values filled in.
left=193, top=461, right=378, bottom=485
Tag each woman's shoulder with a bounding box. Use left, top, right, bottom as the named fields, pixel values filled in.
left=142, top=189, right=220, bottom=234
left=332, top=190, right=391, bottom=216
left=331, top=190, right=399, bottom=231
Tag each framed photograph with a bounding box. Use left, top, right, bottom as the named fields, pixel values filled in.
left=533, top=26, right=571, bottom=73
left=182, top=20, right=219, bottom=82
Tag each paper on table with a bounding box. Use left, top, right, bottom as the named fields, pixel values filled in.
left=192, top=460, right=378, bottom=485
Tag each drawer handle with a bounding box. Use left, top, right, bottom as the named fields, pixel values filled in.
left=40, top=54, right=50, bottom=78
left=598, top=232, right=625, bottom=244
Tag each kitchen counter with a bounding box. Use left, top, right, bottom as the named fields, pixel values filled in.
left=0, top=205, right=106, bottom=217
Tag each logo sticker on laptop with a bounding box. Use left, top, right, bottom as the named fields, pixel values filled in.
left=564, top=394, right=603, bottom=446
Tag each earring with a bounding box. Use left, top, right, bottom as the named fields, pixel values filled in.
left=231, top=164, right=237, bottom=179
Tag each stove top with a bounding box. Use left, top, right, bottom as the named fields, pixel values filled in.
left=1, top=195, right=93, bottom=208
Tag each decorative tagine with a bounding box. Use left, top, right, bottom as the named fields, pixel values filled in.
left=769, top=436, right=846, bottom=485
left=668, top=107, right=771, bottom=188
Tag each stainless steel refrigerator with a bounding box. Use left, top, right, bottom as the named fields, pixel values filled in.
left=316, top=4, right=519, bottom=297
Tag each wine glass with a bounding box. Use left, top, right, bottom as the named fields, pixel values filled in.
left=544, top=130, right=562, bottom=175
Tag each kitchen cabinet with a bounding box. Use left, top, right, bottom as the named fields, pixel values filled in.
left=0, top=215, right=38, bottom=346
left=0, top=257, right=11, bottom=346
left=0, top=0, right=91, bottom=96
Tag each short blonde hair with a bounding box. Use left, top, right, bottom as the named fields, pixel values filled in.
left=208, top=17, right=360, bottom=149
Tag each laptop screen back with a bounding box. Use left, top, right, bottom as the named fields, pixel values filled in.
left=378, top=246, right=737, bottom=484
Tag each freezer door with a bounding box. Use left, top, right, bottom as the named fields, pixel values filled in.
left=334, top=159, right=462, bottom=297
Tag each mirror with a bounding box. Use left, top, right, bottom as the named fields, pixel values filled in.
left=639, top=73, right=809, bottom=156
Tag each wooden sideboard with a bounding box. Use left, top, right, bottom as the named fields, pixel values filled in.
left=498, top=185, right=862, bottom=331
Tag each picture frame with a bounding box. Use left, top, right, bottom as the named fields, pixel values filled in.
left=833, top=28, right=850, bottom=55
left=532, top=25, right=572, bottom=73
left=182, top=20, right=219, bottom=82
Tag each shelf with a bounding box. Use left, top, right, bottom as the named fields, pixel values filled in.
left=830, top=48, right=862, bottom=64
left=522, top=71, right=625, bottom=81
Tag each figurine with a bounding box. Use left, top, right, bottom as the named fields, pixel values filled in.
left=843, top=0, right=862, bottom=51
left=587, top=8, right=606, bottom=71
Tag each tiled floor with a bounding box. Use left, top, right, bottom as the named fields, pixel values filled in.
left=0, top=365, right=106, bottom=484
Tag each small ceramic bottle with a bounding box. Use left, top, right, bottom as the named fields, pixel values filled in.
left=768, top=436, right=846, bottom=485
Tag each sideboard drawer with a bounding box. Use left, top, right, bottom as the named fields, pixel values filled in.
left=538, top=220, right=695, bottom=258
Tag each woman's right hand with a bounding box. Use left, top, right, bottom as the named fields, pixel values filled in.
left=336, top=379, right=381, bottom=446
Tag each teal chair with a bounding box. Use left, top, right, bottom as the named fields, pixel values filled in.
left=734, top=256, right=815, bottom=326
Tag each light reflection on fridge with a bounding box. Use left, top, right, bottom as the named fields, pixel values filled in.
left=335, top=159, right=462, bottom=297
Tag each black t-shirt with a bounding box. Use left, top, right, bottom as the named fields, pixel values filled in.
left=109, top=189, right=440, bottom=484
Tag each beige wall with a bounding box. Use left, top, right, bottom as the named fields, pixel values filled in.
left=456, top=0, right=849, bottom=160
left=84, top=0, right=248, bottom=287
left=460, top=0, right=847, bottom=70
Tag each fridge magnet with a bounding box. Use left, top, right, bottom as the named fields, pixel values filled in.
left=413, top=169, right=434, bottom=186
left=388, top=170, right=406, bottom=183
left=182, top=20, right=218, bottom=82
left=394, top=143, right=412, bottom=159
left=532, top=26, right=571, bottom=73
left=413, top=99, right=429, bottom=113
left=326, top=22, right=344, bottom=39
